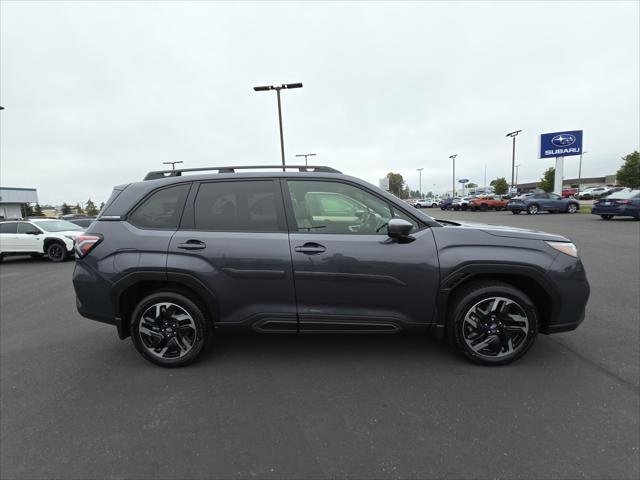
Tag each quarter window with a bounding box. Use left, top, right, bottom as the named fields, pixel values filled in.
left=129, top=184, right=190, bottom=230
left=194, top=181, right=281, bottom=232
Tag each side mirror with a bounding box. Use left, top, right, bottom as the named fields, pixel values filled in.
left=387, top=218, right=414, bottom=239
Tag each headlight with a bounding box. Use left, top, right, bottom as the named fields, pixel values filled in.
left=546, top=241, right=578, bottom=258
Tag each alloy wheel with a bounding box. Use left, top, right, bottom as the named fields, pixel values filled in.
left=48, top=244, right=65, bottom=261
left=568, top=204, right=578, bottom=213
left=461, top=297, right=530, bottom=359
left=137, top=302, right=197, bottom=360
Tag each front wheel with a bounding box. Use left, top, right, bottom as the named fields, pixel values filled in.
left=448, top=282, right=538, bottom=365
left=130, top=291, right=211, bottom=367
left=600, top=215, right=613, bottom=220
left=527, top=204, right=539, bottom=215
left=46, top=242, right=68, bottom=262
left=567, top=203, right=578, bottom=214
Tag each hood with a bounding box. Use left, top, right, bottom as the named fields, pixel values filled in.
left=437, top=220, right=569, bottom=242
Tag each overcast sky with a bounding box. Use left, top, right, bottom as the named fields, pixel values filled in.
left=1, top=1, right=638, bottom=205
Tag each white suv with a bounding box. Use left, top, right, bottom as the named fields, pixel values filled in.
left=0, top=219, right=84, bottom=262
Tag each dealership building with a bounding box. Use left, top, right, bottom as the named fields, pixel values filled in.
left=0, top=187, right=38, bottom=219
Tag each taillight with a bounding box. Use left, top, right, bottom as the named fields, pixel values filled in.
left=74, top=234, right=103, bottom=258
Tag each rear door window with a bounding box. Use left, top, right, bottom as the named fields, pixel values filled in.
left=0, top=222, right=18, bottom=234
left=129, top=184, right=190, bottom=230
left=194, top=180, right=283, bottom=232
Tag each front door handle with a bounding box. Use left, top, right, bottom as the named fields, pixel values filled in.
left=177, top=240, right=206, bottom=250
left=294, top=242, right=326, bottom=254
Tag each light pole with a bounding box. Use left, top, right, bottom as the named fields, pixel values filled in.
left=295, top=153, right=316, bottom=166
left=449, top=154, right=458, bottom=197
left=506, top=130, right=522, bottom=190
left=163, top=161, right=183, bottom=170
left=416, top=168, right=424, bottom=197
left=254, top=83, right=303, bottom=170
left=515, top=164, right=521, bottom=188
left=578, top=151, right=587, bottom=194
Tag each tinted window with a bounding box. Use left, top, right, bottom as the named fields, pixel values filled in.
left=17, top=222, right=40, bottom=234
left=549, top=193, right=561, bottom=200
left=287, top=180, right=418, bottom=235
left=0, top=222, right=17, bottom=234
left=194, top=181, right=281, bottom=232
left=129, top=184, right=190, bottom=230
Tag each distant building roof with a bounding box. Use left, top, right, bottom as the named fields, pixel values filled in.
left=0, top=187, right=38, bottom=204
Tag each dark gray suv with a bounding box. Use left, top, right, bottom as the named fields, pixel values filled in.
left=72, top=165, right=590, bottom=367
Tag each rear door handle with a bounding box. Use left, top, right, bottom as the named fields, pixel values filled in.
left=177, top=240, right=206, bottom=250
left=294, top=242, right=326, bottom=254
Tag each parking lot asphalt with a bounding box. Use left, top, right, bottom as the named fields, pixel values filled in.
left=1, top=212, right=638, bottom=479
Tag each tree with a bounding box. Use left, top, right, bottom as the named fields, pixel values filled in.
left=34, top=203, right=44, bottom=216
left=426, top=191, right=434, bottom=198
left=616, top=151, right=640, bottom=188
left=99, top=202, right=105, bottom=211
left=85, top=199, right=98, bottom=216
left=493, top=177, right=509, bottom=195
left=75, top=203, right=84, bottom=215
left=23, top=204, right=34, bottom=217
left=61, top=203, right=72, bottom=215
left=467, top=183, right=478, bottom=189
left=386, top=172, right=405, bottom=197
left=538, top=167, right=555, bottom=192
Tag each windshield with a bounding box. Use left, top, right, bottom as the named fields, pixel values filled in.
left=607, top=190, right=639, bottom=199
left=32, top=220, right=83, bottom=232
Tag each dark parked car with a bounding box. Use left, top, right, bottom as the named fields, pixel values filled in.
left=507, top=192, right=580, bottom=215
left=68, top=217, right=96, bottom=228
left=438, top=197, right=457, bottom=210
left=591, top=190, right=640, bottom=220
left=73, top=165, right=589, bottom=367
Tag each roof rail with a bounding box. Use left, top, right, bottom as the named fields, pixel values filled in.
left=143, top=165, right=342, bottom=181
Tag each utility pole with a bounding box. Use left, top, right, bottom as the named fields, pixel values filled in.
left=253, top=83, right=303, bottom=170
left=162, top=161, right=183, bottom=170
left=449, top=154, right=458, bottom=197
left=506, top=130, right=522, bottom=190
left=295, top=153, right=316, bottom=166
left=416, top=168, right=424, bottom=197
left=515, top=164, right=521, bottom=188
left=578, top=151, right=587, bottom=194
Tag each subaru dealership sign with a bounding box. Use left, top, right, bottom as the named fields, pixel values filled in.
left=539, top=130, right=583, bottom=158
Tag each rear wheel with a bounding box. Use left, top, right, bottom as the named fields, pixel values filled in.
left=567, top=203, right=578, bottom=214
left=448, top=282, right=538, bottom=365
left=527, top=204, right=539, bottom=215
left=46, top=242, right=68, bottom=262
left=131, top=291, right=211, bottom=367
left=600, top=215, right=613, bottom=220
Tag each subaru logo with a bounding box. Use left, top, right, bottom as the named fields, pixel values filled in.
left=551, top=134, right=576, bottom=147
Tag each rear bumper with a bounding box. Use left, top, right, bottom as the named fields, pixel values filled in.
left=591, top=205, right=639, bottom=217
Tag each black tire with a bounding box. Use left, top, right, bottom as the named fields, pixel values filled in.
left=441, top=206, right=446, bottom=211
left=567, top=203, right=578, bottom=214
left=130, top=291, right=212, bottom=367
left=600, top=215, right=613, bottom=220
left=0, top=254, right=4, bottom=263
left=511, top=210, right=521, bottom=215
left=527, top=204, right=539, bottom=215
left=480, top=204, right=488, bottom=212
left=447, top=281, right=539, bottom=366
left=461, top=204, right=468, bottom=211
left=46, top=242, right=68, bottom=262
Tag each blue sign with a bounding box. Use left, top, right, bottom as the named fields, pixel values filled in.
left=539, top=130, right=583, bottom=158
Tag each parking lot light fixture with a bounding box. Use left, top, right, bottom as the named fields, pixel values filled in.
left=295, top=153, right=316, bottom=166
left=449, top=155, right=458, bottom=197
left=253, top=83, right=304, bottom=170
left=506, top=130, right=522, bottom=189
left=162, top=161, right=183, bottom=171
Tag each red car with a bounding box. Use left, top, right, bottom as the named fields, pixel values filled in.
left=562, top=188, right=578, bottom=198
left=469, top=196, right=509, bottom=211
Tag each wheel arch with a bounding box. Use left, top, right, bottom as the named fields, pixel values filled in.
left=113, top=272, right=219, bottom=339
left=436, top=264, right=557, bottom=336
